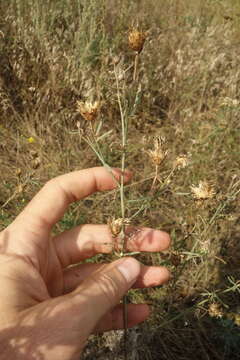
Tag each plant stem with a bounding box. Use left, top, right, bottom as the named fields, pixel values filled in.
left=82, top=134, right=120, bottom=188
left=123, top=295, right=128, bottom=360
left=133, top=53, right=139, bottom=82
left=115, top=64, right=128, bottom=360
left=150, top=165, right=159, bottom=191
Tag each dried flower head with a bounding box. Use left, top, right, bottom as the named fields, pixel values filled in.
left=108, top=217, right=131, bottom=238
left=128, top=29, right=146, bottom=53
left=190, top=181, right=216, bottom=200
left=77, top=100, right=100, bottom=122
left=147, top=136, right=168, bottom=166
left=174, top=155, right=189, bottom=169
left=220, top=97, right=239, bottom=107
left=208, top=303, right=223, bottom=318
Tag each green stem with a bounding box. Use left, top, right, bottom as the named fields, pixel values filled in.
left=123, top=295, right=128, bottom=359
left=115, top=64, right=128, bottom=360
left=82, top=132, right=120, bottom=189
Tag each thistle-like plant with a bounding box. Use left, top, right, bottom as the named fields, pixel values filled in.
left=75, top=39, right=146, bottom=359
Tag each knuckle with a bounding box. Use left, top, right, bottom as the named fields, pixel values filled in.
left=44, top=177, right=75, bottom=202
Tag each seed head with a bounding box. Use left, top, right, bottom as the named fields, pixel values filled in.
left=128, top=29, right=146, bottom=54
left=147, top=136, right=168, bottom=166
left=208, top=303, right=223, bottom=318
left=76, top=100, right=100, bottom=122
left=108, top=217, right=131, bottom=238
left=190, top=181, right=216, bottom=200
left=174, top=155, right=189, bottom=170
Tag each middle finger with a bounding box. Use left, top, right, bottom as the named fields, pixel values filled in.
left=53, top=224, right=171, bottom=268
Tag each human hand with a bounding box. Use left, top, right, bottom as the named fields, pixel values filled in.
left=0, top=167, right=170, bottom=359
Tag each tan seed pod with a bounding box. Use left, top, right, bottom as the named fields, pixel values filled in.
left=76, top=100, right=100, bottom=122
left=128, top=29, right=146, bottom=54
left=108, top=217, right=131, bottom=238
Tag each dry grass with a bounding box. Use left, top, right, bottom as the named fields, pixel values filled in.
left=1, top=0, right=240, bottom=359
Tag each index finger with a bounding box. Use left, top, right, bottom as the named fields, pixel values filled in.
left=14, top=167, right=132, bottom=231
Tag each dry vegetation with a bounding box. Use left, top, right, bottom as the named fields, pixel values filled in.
left=1, top=0, right=240, bottom=359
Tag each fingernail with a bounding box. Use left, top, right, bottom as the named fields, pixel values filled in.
left=117, top=258, right=140, bottom=284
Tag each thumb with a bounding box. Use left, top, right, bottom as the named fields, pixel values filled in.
left=16, top=258, right=140, bottom=360
left=70, top=257, right=141, bottom=335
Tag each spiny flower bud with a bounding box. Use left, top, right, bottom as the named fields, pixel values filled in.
left=77, top=100, right=100, bottom=122
left=128, top=29, right=146, bottom=54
